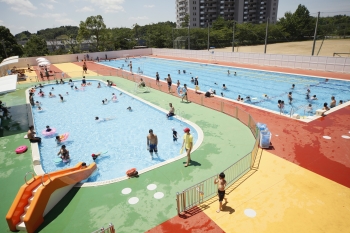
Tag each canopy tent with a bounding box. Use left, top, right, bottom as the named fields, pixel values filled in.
left=0, top=74, right=17, bottom=94
left=0, top=56, right=19, bottom=77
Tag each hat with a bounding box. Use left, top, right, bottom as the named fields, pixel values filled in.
left=184, top=127, right=190, bottom=133
left=91, top=154, right=95, bottom=157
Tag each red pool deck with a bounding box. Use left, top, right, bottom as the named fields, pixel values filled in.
left=33, top=58, right=350, bottom=232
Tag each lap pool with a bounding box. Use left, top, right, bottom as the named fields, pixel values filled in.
left=31, top=80, right=199, bottom=183
left=100, top=57, right=350, bottom=116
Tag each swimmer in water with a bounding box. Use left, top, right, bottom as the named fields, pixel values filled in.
left=49, top=92, right=55, bottom=97
left=75, top=86, right=78, bottom=90
left=97, top=82, right=101, bottom=88
left=95, top=116, right=113, bottom=122
left=222, top=84, right=227, bottom=90
left=66, top=92, right=69, bottom=95
left=91, top=153, right=102, bottom=161
left=51, top=87, right=54, bottom=90
left=127, top=106, right=132, bottom=111
left=46, top=125, right=52, bottom=132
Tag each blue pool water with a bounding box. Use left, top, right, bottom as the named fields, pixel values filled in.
left=32, top=80, right=197, bottom=182
left=101, top=57, right=350, bottom=116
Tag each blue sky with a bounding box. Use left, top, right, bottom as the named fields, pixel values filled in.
left=0, top=0, right=349, bottom=35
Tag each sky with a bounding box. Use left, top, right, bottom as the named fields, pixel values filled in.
left=0, top=0, right=349, bottom=35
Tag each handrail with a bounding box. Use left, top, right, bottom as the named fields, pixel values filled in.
left=24, top=171, right=35, bottom=185
left=40, top=173, right=52, bottom=186
left=289, top=106, right=295, bottom=117
left=175, top=105, right=260, bottom=215
left=91, top=223, right=115, bottom=233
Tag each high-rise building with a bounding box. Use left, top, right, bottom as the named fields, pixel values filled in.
left=175, top=0, right=279, bottom=28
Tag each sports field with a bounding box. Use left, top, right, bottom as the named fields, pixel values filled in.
left=214, top=39, right=350, bottom=57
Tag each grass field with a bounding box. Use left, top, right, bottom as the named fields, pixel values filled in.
left=214, top=39, right=350, bottom=57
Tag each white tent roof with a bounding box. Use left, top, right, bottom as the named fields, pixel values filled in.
left=0, top=74, right=17, bottom=94
left=0, top=57, right=19, bottom=68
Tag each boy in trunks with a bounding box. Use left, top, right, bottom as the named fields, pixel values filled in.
left=147, top=129, right=158, bottom=158
left=166, top=74, right=172, bottom=93
left=214, top=172, right=228, bottom=213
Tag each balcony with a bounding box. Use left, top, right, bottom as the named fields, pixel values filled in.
left=244, top=16, right=247, bottom=19
left=200, top=17, right=205, bottom=19
left=244, top=6, right=248, bottom=9
left=200, top=6, right=205, bottom=8
left=200, top=22, right=205, bottom=25
left=260, top=7, right=265, bottom=9
left=200, top=0, right=205, bottom=2
left=220, top=6, right=224, bottom=8
left=220, top=11, right=224, bottom=14
left=244, top=12, right=248, bottom=14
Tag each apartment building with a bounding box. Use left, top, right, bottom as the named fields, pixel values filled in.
left=175, top=0, right=279, bottom=28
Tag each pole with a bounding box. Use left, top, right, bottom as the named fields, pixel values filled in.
left=207, top=20, right=210, bottom=50
left=188, top=26, right=190, bottom=50
left=312, top=12, right=320, bottom=56
left=1, top=40, right=8, bottom=58
left=264, top=18, right=269, bottom=54
left=172, top=28, right=174, bottom=49
left=232, top=21, right=235, bottom=52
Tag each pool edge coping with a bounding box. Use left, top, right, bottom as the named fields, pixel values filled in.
left=98, top=56, right=349, bottom=124
left=25, top=79, right=205, bottom=187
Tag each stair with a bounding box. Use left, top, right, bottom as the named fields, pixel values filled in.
left=16, top=184, right=42, bottom=232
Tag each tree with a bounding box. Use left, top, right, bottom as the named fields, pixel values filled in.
left=0, top=26, right=24, bottom=62
left=78, top=15, right=107, bottom=51
left=23, top=35, right=49, bottom=57
left=278, top=4, right=313, bottom=40
left=181, top=14, right=190, bottom=28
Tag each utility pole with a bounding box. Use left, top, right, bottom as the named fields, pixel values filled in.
left=207, top=20, right=210, bottom=50
left=188, top=26, right=190, bottom=50
left=172, top=28, right=174, bottom=49
left=1, top=40, right=8, bottom=58
left=232, top=21, right=235, bottom=52
left=264, top=18, right=269, bottom=54
left=312, top=12, right=320, bottom=56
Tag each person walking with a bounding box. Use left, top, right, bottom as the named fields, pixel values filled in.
left=194, top=77, right=199, bottom=93
left=181, top=127, right=193, bottom=167
left=166, top=74, right=172, bottom=93
left=214, top=172, right=228, bottom=213
left=156, top=72, right=160, bottom=86
left=182, top=84, right=189, bottom=103
left=83, top=62, right=87, bottom=74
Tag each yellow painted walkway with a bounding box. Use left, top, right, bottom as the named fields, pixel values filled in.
left=54, top=63, right=98, bottom=78
left=201, top=150, right=350, bottom=233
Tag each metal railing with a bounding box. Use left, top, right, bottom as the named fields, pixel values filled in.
left=176, top=106, right=260, bottom=214
left=91, top=223, right=115, bottom=233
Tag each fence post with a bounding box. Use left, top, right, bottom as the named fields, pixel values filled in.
left=235, top=106, right=238, bottom=119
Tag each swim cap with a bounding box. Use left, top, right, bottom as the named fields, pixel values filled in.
left=91, top=154, right=95, bottom=157
left=184, top=128, right=190, bottom=133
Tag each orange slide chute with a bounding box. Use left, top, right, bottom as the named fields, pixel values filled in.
left=6, top=162, right=97, bottom=233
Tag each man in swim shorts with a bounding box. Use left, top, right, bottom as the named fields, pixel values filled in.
left=27, top=125, right=41, bottom=143
left=166, top=74, right=172, bottom=93
left=57, top=145, right=70, bottom=160
left=147, top=129, right=158, bottom=158
left=214, top=172, right=227, bottom=213
left=167, top=103, right=175, bottom=118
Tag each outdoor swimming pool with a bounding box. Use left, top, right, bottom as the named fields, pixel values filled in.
left=31, top=80, right=198, bottom=183
left=100, top=57, right=350, bottom=116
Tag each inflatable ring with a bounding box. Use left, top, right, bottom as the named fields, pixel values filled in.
left=42, top=128, right=57, bottom=136
left=38, top=93, right=44, bottom=97
left=126, top=168, right=137, bottom=177
left=15, top=145, right=28, bottom=154
left=59, top=133, right=69, bottom=142
left=177, top=86, right=186, bottom=97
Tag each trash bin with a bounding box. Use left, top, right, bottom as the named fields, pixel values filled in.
left=260, top=131, right=271, bottom=148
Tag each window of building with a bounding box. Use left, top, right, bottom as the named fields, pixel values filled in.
left=273, top=12, right=275, bottom=15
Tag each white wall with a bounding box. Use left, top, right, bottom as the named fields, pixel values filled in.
left=151, top=48, right=350, bottom=74
left=16, top=48, right=153, bottom=67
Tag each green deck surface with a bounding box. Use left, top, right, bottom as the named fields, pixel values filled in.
left=0, top=76, right=255, bottom=233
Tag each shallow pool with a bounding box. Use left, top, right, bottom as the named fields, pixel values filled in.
left=100, top=57, right=350, bottom=116
left=32, top=80, right=198, bottom=182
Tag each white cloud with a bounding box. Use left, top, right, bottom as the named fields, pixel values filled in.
left=0, top=20, right=4, bottom=24
left=129, top=16, right=149, bottom=20
left=144, top=5, right=154, bottom=8
left=1, top=0, right=36, bottom=10
left=41, top=13, right=64, bottom=19
left=41, top=3, right=54, bottom=10
left=90, top=0, right=124, bottom=13
left=55, top=18, right=76, bottom=25
left=1, top=0, right=37, bottom=16
left=48, top=0, right=57, bottom=3
left=76, top=6, right=95, bottom=12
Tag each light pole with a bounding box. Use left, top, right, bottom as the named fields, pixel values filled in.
left=264, top=18, right=269, bottom=54
left=207, top=20, right=210, bottom=50
left=188, top=25, right=190, bottom=50
left=311, top=12, right=320, bottom=56
left=232, top=21, right=236, bottom=52
left=1, top=40, right=8, bottom=58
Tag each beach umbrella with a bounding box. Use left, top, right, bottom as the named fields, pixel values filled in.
left=38, top=61, right=51, bottom=66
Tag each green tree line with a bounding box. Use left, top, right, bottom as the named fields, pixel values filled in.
left=0, top=4, right=349, bottom=61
